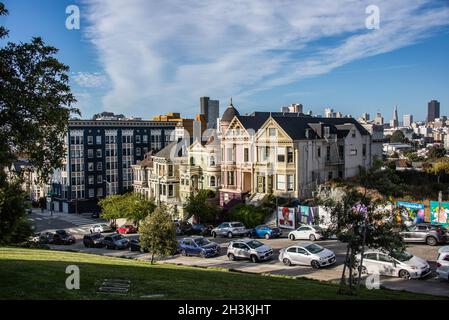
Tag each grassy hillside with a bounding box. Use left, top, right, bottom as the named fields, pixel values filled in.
left=0, top=247, right=440, bottom=300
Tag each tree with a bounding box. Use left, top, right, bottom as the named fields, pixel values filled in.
left=139, top=206, right=178, bottom=264
left=98, top=193, right=155, bottom=226
left=0, top=3, right=77, bottom=244
left=183, top=189, right=218, bottom=223
left=229, top=204, right=269, bottom=228
left=426, top=157, right=449, bottom=184
left=390, top=130, right=405, bottom=143
left=427, top=145, right=446, bottom=160
left=316, top=186, right=405, bottom=295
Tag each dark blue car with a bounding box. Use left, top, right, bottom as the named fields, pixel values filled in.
left=250, top=225, right=282, bottom=239
left=178, top=237, right=220, bottom=258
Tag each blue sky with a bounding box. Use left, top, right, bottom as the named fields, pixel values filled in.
left=1, top=0, right=449, bottom=122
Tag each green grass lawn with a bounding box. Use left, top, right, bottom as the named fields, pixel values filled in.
left=0, top=247, right=441, bottom=300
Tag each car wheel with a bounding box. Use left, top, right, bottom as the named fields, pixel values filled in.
left=426, top=236, right=437, bottom=246
left=283, top=258, right=292, bottom=266
left=311, top=260, right=320, bottom=269
left=228, top=253, right=235, bottom=261
left=212, top=232, right=217, bottom=238
left=250, top=255, right=259, bottom=263
left=264, top=233, right=270, bottom=240
left=181, top=249, right=187, bottom=256
left=399, top=269, right=411, bottom=279
left=289, top=234, right=295, bottom=240
left=309, top=234, right=316, bottom=241
left=227, top=232, right=233, bottom=238
left=200, top=251, right=206, bottom=259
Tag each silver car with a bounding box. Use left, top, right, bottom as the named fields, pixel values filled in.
left=279, top=242, right=336, bottom=269
left=212, top=222, right=249, bottom=238
left=227, top=239, right=273, bottom=263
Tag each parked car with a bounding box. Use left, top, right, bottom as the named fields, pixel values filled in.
left=211, top=222, right=249, bottom=238
left=103, top=234, right=130, bottom=249
left=356, top=249, right=431, bottom=279
left=129, top=239, right=148, bottom=253
left=89, top=223, right=112, bottom=233
left=116, top=224, right=138, bottom=234
left=437, top=246, right=449, bottom=268
left=179, top=237, right=220, bottom=258
left=52, top=230, right=76, bottom=245
left=30, top=232, right=53, bottom=244
left=279, top=242, right=336, bottom=268
left=183, top=223, right=214, bottom=236
left=83, top=233, right=105, bottom=248
left=400, top=223, right=447, bottom=246
left=227, top=239, right=273, bottom=263
left=288, top=225, right=323, bottom=241
left=436, top=265, right=449, bottom=281
left=250, top=225, right=282, bottom=239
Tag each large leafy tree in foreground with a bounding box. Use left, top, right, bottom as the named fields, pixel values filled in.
left=0, top=3, right=78, bottom=243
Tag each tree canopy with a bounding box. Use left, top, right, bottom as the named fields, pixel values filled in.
left=98, top=193, right=156, bottom=224
left=229, top=204, right=268, bottom=228
left=426, top=157, right=449, bottom=184
left=183, top=189, right=218, bottom=223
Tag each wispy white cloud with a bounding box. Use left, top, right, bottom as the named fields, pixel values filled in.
left=83, top=0, right=449, bottom=117
left=72, top=72, right=106, bottom=88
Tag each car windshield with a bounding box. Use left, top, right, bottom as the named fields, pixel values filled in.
left=304, top=243, right=324, bottom=254
left=246, top=240, right=264, bottom=249
left=231, top=223, right=244, bottom=228
left=194, top=238, right=210, bottom=246
left=391, top=251, right=413, bottom=262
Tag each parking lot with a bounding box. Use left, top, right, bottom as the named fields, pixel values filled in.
left=29, top=210, right=449, bottom=298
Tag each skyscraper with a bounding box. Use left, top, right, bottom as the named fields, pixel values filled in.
left=403, top=114, right=413, bottom=127
left=427, top=100, right=440, bottom=123
left=390, top=105, right=399, bottom=128
left=200, top=97, right=220, bottom=129
left=374, top=112, right=384, bottom=125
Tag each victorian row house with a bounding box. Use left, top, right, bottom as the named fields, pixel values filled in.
left=132, top=101, right=374, bottom=216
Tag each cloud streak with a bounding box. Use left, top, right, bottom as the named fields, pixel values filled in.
left=83, top=0, right=449, bottom=117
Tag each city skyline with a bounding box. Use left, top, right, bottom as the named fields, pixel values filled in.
left=2, top=0, right=449, bottom=121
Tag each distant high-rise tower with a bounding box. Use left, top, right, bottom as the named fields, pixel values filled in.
left=374, top=112, right=384, bottom=125
left=281, top=103, right=303, bottom=113
left=427, top=100, right=440, bottom=123
left=390, top=105, right=399, bottom=128
left=403, top=114, right=413, bottom=127
left=200, top=97, right=220, bottom=129
left=361, top=113, right=370, bottom=121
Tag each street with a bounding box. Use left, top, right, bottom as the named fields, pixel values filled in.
left=28, top=209, right=449, bottom=298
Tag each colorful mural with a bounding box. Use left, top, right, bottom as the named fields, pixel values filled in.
left=277, top=207, right=296, bottom=229
left=396, top=201, right=425, bottom=226
left=298, top=205, right=317, bottom=225
left=430, top=201, right=449, bottom=227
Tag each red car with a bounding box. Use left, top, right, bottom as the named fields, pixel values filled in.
left=116, top=224, right=138, bottom=234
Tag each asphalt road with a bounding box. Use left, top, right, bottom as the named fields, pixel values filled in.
left=28, top=210, right=449, bottom=298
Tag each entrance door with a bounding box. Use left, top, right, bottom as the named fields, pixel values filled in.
left=257, top=176, right=265, bottom=193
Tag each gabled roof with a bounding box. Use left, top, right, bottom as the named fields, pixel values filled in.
left=155, top=140, right=184, bottom=159
left=235, top=113, right=271, bottom=132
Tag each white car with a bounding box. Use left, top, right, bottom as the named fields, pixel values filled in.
left=288, top=225, right=323, bottom=241
left=437, top=246, right=449, bottom=268
left=356, top=250, right=431, bottom=280
left=89, top=223, right=112, bottom=233
left=279, top=242, right=336, bottom=269
left=436, top=266, right=449, bottom=281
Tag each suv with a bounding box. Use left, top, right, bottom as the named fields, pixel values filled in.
left=400, top=223, right=447, bottom=246
left=83, top=233, right=105, bottom=248
left=211, top=222, right=249, bottom=238
left=178, top=237, right=220, bottom=258
left=227, top=239, right=273, bottom=263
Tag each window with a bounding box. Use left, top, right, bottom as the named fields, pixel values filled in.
left=244, top=148, right=249, bottom=162
left=88, top=162, right=94, bottom=171
left=143, top=147, right=148, bottom=154
left=96, top=136, right=102, bottom=144
left=317, top=147, right=321, bottom=158
left=168, top=165, right=173, bottom=177
left=210, top=156, right=216, bottom=166
left=227, top=172, right=235, bottom=185
left=326, top=146, right=331, bottom=161
left=135, top=148, right=141, bottom=157
left=97, top=175, right=103, bottom=183
left=88, top=149, right=93, bottom=158
left=268, top=128, right=276, bottom=137
left=351, top=130, right=356, bottom=138
left=364, top=253, right=378, bottom=261
left=287, top=175, right=294, bottom=191
left=96, top=149, right=102, bottom=158
left=227, top=148, right=234, bottom=162
left=276, top=175, right=285, bottom=190
left=88, top=176, right=94, bottom=185
left=287, top=147, right=293, bottom=163
left=378, top=254, right=394, bottom=263
left=339, top=146, right=344, bottom=159
left=277, top=147, right=285, bottom=162
left=363, top=144, right=367, bottom=157
left=135, top=135, right=141, bottom=143
left=97, top=162, right=102, bottom=171
left=324, top=126, right=330, bottom=137
left=287, top=247, right=297, bottom=253
left=297, top=248, right=308, bottom=255
left=350, top=149, right=357, bottom=156
left=88, top=188, right=95, bottom=198
left=97, top=188, right=103, bottom=197
left=168, top=184, right=174, bottom=197
left=87, top=136, right=93, bottom=145
left=142, top=135, right=148, bottom=143
left=210, top=176, right=216, bottom=187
